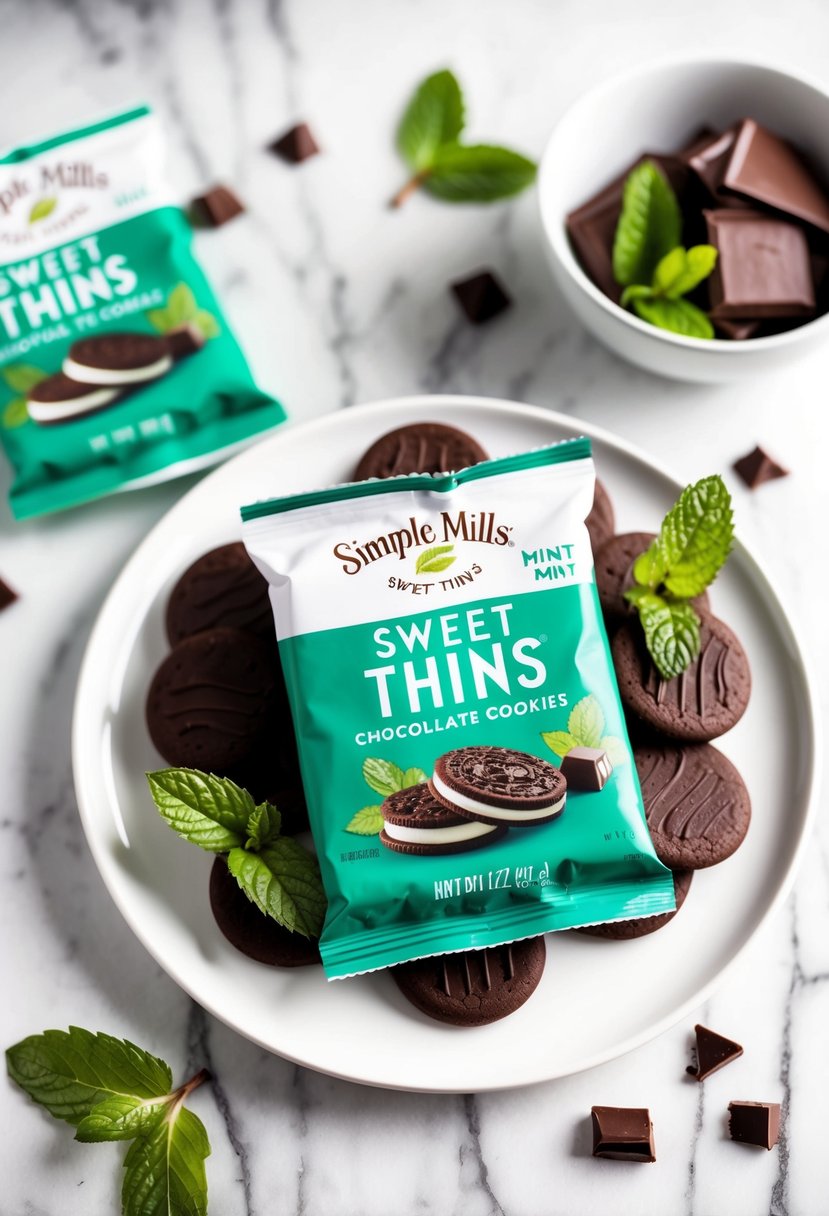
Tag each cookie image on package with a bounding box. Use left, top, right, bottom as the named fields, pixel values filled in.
left=353, top=422, right=489, bottom=480
left=392, top=937, right=546, bottom=1026
left=379, top=783, right=507, bottom=856
left=63, top=332, right=173, bottom=386
left=27, top=373, right=122, bottom=426
left=430, top=746, right=567, bottom=826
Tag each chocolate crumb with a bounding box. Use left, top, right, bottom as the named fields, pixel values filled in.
left=0, top=577, right=17, bottom=612
left=733, top=445, right=789, bottom=489
left=686, top=1024, right=743, bottom=1081
left=190, top=185, right=245, bottom=228
left=269, top=122, right=320, bottom=164
left=450, top=271, right=511, bottom=325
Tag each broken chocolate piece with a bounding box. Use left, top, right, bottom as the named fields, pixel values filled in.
left=164, top=324, right=206, bottom=359
left=705, top=209, right=815, bottom=319
left=713, top=318, right=761, bottom=341
left=686, top=1024, right=744, bottom=1081
left=450, top=271, right=511, bottom=324
left=728, top=1101, right=780, bottom=1150
left=685, top=126, right=739, bottom=199
left=269, top=122, right=320, bottom=164
left=0, top=577, right=17, bottom=612
left=591, top=1106, right=656, bottom=1163
left=723, top=119, right=829, bottom=235
left=560, top=746, right=612, bottom=791
left=733, top=445, right=789, bottom=489
left=191, top=185, right=245, bottom=227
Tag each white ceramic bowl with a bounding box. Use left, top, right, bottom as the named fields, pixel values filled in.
left=538, top=57, right=829, bottom=382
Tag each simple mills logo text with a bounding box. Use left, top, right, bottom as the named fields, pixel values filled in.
left=333, top=510, right=512, bottom=576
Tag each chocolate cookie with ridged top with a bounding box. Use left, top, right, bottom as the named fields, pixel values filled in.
left=635, top=742, right=751, bottom=869
left=586, top=479, right=615, bottom=552
left=353, top=422, right=489, bottom=480
left=209, top=856, right=320, bottom=966
left=380, top=783, right=507, bottom=855
left=166, top=543, right=275, bottom=645
left=146, top=627, right=279, bottom=770
left=611, top=613, right=750, bottom=742
left=430, top=746, right=566, bottom=826
left=574, top=869, right=693, bottom=939
left=595, top=532, right=710, bottom=627
left=392, top=937, right=546, bottom=1025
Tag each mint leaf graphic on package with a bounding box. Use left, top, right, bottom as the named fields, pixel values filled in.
left=541, top=694, right=628, bottom=764
left=346, top=759, right=426, bottom=834
left=147, top=280, right=220, bottom=341
left=346, top=806, right=385, bottom=835
left=415, top=544, right=455, bottom=575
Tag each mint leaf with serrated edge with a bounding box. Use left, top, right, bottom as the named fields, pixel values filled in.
left=415, top=544, right=454, bottom=574
left=402, top=767, right=427, bottom=787
left=397, top=69, right=465, bottom=172
left=75, top=1094, right=172, bottom=1143
left=346, top=805, right=385, bottom=835
left=612, top=160, right=681, bottom=287
left=540, top=730, right=578, bottom=758
left=227, top=838, right=326, bottom=938
left=635, top=593, right=701, bottom=681
left=632, top=295, right=714, bottom=340
left=146, top=769, right=254, bottom=852
left=122, top=1105, right=209, bottom=1216
left=245, top=802, right=282, bottom=852
left=363, top=757, right=407, bottom=797
left=656, top=475, right=734, bottom=599
left=567, top=694, right=605, bottom=748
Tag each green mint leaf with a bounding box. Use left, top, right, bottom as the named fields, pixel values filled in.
left=122, top=1105, right=209, bottom=1216
left=146, top=308, right=172, bottom=333
left=29, top=196, right=57, bottom=223
left=415, top=544, right=455, bottom=574
left=653, top=244, right=718, bottom=299
left=2, top=397, right=29, bottom=428
left=227, top=838, right=326, bottom=938
left=397, top=69, right=465, bottom=171
left=75, top=1094, right=172, bottom=1143
left=657, top=475, right=735, bottom=599
left=244, top=802, right=282, bottom=852
left=424, top=144, right=536, bottom=203
left=619, top=284, right=654, bottom=308
left=540, top=730, right=578, bottom=758
left=567, top=694, right=605, bottom=748
left=362, top=757, right=407, bottom=797
left=599, top=736, right=629, bottom=766
left=345, top=805, right=384, bottom=836
left=5, top=1028, right=173, bottom=1127
left=3, top=363, right=47, bottom=393
left=612, top=160, right=681, bottom=287
left=146, top=769, right=253, bottom=852
left=402, top=767, right=428, bottom=787
left=632, top=295, right=714, bottom=340
left=632, top=540, right=665, bottom=589
left=624, top=583, right=657, bottom=608
left=193, top=310, right=220, bottom=339
left=166, top=282, right=198, bottom=327
left=636, top=593, right=701, bottom=680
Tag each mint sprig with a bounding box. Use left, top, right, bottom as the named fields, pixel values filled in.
left=345, top=757, right=427, bottom=834
left=6, top=1028, right=210, bottom=1215
left=147, top=281, right=220, bottom=340
left=392, top=69, right=536, bottom=207
left=613, top=160, right=717, bottom=339
left=146, top=768, right=325, bottom=938
left=541, top=693, right=627, bottom=766
left=624, top=475, right=735, bottom=679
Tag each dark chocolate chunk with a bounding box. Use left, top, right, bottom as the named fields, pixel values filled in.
left=191, top=185, right=245, bottom=227
left=722, top=119, right=829, bottom=235
left=575, top=869, right=692, bottom=940
left=591, top=1106, right=656, bottom=1163
left=165, top=324, right=206, bottom=359
left=687, top=1024, right=744, bottom=1081
left=559, top=746, right=612, bottom=791
left=165, top=542, right=275, bottom=646
left=728, top=1101, right=781, bottom=1150
left=713, top=318, right=762, bottom=341
left=705, top=209, right=815, bottom=319
left=685, top=126, right=739, bottom=199
left=0, top=577, right=18, bottom=611
left=269, top=122, right=320, bottom=164
left=210, top=856, right=320, bottom=966
left=450, top=271, right=511, bottom=324
left=733, top=445, right=788, bottom=489
left=353, top=422, right=489, bottom=480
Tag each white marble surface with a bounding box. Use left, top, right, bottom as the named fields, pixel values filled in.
left=1, top=0, right=828, bottom=1212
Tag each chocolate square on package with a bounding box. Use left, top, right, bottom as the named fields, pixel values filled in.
left=591, top=1106, right=656, bottom=1163
left=722, top=119, right=829, bottom=235
left=705, top=209, right=815, bottom=319
left=728, top=1101, right=781, bottom=1150
left=191, top=185, right=245, bottom=227
left=560, top=746, right=612, bottom=791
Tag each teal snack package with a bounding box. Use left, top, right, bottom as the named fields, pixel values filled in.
left=243, top=439, right=675, bottom=979
left=0, top=106, right=284, bottom=519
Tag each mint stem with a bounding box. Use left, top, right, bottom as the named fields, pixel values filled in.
left=178, top=1068, right=210, bottom=1100
left=389, top=170, right=430, bottom=209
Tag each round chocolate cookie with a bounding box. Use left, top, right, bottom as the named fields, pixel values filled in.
left=64, top=332, right=172, bottom=386
left=146, top=627, right=279, bottom=770
left=392, top=937, right=546, bottom=1026
left=229, top=748, right=310, bottom=835
left=635, top=742, right=751, bottom=869
left=166, top=543, right=274, bottom=646
left=595, top=532, right=710, bottom=627
left=585, top=479, right=616, bottom=552
left=380, top=783, right=507, bottom=855
left=27, top=373, right=121, bottom=425
left=574, top=869, right=693, bottom=939
left=430, top=746, right=567, bottom=826
left=209, top=856, right=320, bottom=966
left=611, top=613, right=751, bottom=742
left=353, top=422, right=489, bottom=480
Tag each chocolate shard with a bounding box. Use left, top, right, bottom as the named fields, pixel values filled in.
left=686, top=1023, right=744, bottom=1081
left=713, top=318, right=761, bottom=341
left=591, top=1106, right=656, bottom=1163
left=450, top=271, right=511, bottom=324
left=164, top=324, right=206, bottom=360
left=733, top=445, right=789, bottom=489
left=560, top=746, right=613, bottom=791
left=685, top=125, right=740, bottom=199
left=0, top=577, right=18, bottom=612
left=191, top=185, right=245, bottom=227
left=269, top=122, right=320, bottom=164
left=705, top=209, right=815, bottom=320
left=722, top=119, right=829, bottom=235
left=728, top=1100, right=781, bottom=1150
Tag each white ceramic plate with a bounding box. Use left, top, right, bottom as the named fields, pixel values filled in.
left=73, top=396, right=820, bottom=1093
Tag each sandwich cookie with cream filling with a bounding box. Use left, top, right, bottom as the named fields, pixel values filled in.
left=430, top=746, right=567, bottom=827
left=380, top=783, right=506, bottom=856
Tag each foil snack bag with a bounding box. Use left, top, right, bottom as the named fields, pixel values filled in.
left=0, top=106, right=284, bottom=519
left=243, top=439, right=674, bottom=978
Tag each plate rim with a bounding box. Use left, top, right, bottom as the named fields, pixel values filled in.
left=72, top=394, right=823, bottom=1092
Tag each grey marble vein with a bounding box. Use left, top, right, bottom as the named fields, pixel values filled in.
left=459, top=1094, right=507, bottom=1216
